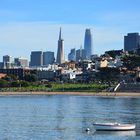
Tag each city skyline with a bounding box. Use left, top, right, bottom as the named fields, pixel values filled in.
left=0, top=0, right=140, bottom=61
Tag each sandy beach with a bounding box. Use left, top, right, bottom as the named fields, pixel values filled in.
left=0, top=91, right=140, bottom=97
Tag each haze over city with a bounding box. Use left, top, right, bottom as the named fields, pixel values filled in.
left=1, top=1, right=140, bottom=139
left=0, top=0, right=140, bottom=61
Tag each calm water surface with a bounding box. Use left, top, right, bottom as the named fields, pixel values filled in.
left=0, top=95, right=140, bottom=140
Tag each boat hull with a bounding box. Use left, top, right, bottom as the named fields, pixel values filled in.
left=93, top=123, right=136, bottom=131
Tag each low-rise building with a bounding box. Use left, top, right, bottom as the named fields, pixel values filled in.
left=96, top=59, right=108, bottom=68
left=75, top=71, right=96, bottom=83
left=61, top=69, right=82, bottom=82
left=37, top=69, right=62, bottom=81
left=0, top=68, right=25, bottom=80
left=60, top=61, right=76, bottom=70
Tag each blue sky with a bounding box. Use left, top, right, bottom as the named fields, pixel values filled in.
left=0, top=0, right=140, bottom=60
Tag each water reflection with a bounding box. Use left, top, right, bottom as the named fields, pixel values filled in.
left=0, top=95, right=140, bottom=140
left=94, top=130, right=136, bottom=137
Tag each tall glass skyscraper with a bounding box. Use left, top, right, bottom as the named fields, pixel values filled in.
left=30, top=51, right=43, bottom=67
left=76, top=48, right=86, bottom=62
left=68, top=48, right=76, bottom=61
left=124, top=33, right=140, bottom=51
left=84, top=29, right=93, bottom=59
left=43, top=51, right=55, bottom=65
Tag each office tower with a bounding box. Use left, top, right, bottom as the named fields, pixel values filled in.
left=43, top=51, right=55, bottom=65
left=68, top=48, right=76, bottom=61
left=3, top=55, right=13, bottom=63
left=124, top=33, right=140, bottom=51
left=76, top=48, right=86, bottom=62
left=14, top=57, right=28, bottom=67
left=56, top=28, right=65, bottom=64
left=30, top=51, right=43, bottom=67
left=3, top=55, right=13, bottom=68
left=0, top=62, right=3, bottom=69
left=84, top=29, right=93, bottom=59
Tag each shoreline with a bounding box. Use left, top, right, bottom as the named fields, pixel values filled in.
left=0, top=91, right=140, bottom=97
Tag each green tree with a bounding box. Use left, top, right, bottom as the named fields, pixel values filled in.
left=2, top=74, right=18, bottom=81
left=45, top=84, right=52, bottom=88
left=20, top=81, right=30, bottom=87
left=24, top=74, right=37, bottom=82
left=122, top=55, right=140, bottom=70
left=96, top=67, right=120, bottom=83
left=105, top=50, right=123, bottom=58
left=0, top=79, right=9, bottom=88
left=11, top=81, right=20, bottom=87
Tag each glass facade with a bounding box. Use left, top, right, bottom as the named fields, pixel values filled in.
left=84, top=29, right=93, bottom=59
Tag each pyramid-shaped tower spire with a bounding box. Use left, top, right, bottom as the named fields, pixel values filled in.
left=56, top=27, right=65, bottom=64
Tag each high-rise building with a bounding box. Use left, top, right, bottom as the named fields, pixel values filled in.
left=84, top=29, right=93, bottom=59
left=3, top=55, right=14, bottom=68
left=124, top=33, right=140, bottom=51
left=14, top=57, right=28, bottom=68
left=56, top=28, right=65, bottom=64
left=68, top=48, right=76, bottom=61
left=3, top=55, right=13, bottom=63
left=43, top=51, right=55, bottom=65
left=30, top=51, right=43, bottom=67
left=76, top=48, right=86, bottom=62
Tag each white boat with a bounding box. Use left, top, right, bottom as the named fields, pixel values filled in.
left=93, top=122, right=136, bottom=131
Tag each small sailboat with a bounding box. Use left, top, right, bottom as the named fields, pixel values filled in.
left=93, top=122, right=136, bottom=131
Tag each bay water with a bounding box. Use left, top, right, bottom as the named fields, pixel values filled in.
left=0, top=94, right=140, bottom=140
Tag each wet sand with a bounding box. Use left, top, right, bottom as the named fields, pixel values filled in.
left=0, top=91, right=140, bottom=97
